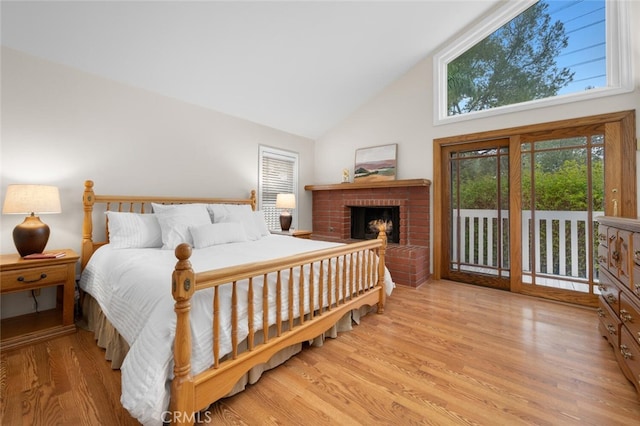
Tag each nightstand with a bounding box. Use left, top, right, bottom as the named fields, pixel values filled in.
left=0, top=249, right=79, bottom=350
left=271, top=229, right=312, bottom=239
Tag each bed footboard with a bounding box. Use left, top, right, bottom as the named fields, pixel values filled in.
left=169, top=231, right=387, bottom=425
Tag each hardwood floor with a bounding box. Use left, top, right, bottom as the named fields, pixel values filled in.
left=2, top=280, right=639, bottom=425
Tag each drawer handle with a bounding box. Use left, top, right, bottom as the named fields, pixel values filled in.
left=598, top=284, right=607, bottom=292
left=599, top=233, right=607, bottom=242
left=597, top=308, right=605, bottom=318
left=611, top=250, right=620, bottom=262
left=607, top=324, right=616, bottom=335
left=606, top=294, right=617, bottom=304
left=620, top=344, right=633, bottom=360
left=17, top=273, right=47, bottom=283
left=620, top=309, right=633, bottom=323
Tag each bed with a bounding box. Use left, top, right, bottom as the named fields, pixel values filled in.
left=78, top=180, right=394, bottom=425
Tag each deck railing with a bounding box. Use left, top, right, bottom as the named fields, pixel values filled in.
left=452, top=209, right=603, bottom=280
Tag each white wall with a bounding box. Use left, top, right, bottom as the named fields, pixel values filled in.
left=314, top=1, right=640, bottom=189
left=0, top=47, right=314, bottom=317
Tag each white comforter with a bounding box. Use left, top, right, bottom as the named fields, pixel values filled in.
left=79, top=235, right=394, bottom=425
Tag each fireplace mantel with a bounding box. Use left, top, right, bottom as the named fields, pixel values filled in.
left=305, top=178, right=431, bottom=287
left=305, top=178, right=430, bottom=192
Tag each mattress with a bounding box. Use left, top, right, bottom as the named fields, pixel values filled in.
left=79, top=235, right=394, bottom=425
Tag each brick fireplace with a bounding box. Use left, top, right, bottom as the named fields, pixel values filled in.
left=305, top=179, right=431, bottom=287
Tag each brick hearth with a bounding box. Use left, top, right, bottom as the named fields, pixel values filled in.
left=305, top=179, right=431, bottom=287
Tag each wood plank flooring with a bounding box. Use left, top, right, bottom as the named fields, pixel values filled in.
left=2, top=280, right=639, bottom=425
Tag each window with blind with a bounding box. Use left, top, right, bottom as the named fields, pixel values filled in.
left=258, top=146, right=299, bottom=230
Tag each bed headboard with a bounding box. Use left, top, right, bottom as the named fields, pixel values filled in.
left=81, top=180, right=257, bottom=269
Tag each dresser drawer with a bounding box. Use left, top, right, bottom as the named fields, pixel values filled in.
left=598, top=269, right=620, bottom=314
left=633, top=275, right=640, bottom=299
left=0, top=264, right=70, bottom=293
left=620, top=291, right=640, bottom=344
left=619, top=327, right=640, bottom=394
left=608, top=227, right=618, bottom=271
left=598, top=296, right=620, bottom=347
left=597, top=243, right=609, bottom=270
left=598, top=225, right=609, bottom=248
left=633, top=232, right=640, bottom=296
left=616, top=229, right=631, bottom=288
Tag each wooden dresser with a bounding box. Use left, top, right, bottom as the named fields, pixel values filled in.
left=596, top=216, right=640, bottom=396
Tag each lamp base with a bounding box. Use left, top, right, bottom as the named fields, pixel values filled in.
left=279, top=213, right=292, bottom=231
left=13, top=215, right=50, bottom=257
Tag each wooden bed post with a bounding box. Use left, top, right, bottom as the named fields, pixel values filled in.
left=82, top=180, right=96, bottom=270
left=250, top=190, right=257, bottom=211
left=170, top=243, right=196, bottom=425
left=376, top=227, right=387, bottom=314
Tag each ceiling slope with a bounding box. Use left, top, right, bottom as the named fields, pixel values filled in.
left=1, top=1, right=502, bottom=139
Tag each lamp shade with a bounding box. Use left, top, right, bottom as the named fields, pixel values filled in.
left=275, top=193, right=296, bottom=210
left=2, top=185, right=61, bottom=257
left=3, top=184, right=62, bottom=214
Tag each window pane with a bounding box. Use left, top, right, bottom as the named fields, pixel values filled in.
left=447, top=0, right=605, bottom=117
left=259, top=147, right=298, bottom=230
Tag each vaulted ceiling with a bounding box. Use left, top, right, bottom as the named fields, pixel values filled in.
left=1, top=1, right=502, bottom=139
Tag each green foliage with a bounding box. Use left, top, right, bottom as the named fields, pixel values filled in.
left=458, top=174, right=500, bottom=209
left=521, top=157, right=604, bottom=211
left=454, top=150, right=509, bottom=210
left=448, top=1, right=573, bottom=115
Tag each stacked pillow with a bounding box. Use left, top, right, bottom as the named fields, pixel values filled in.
left=207, top=204, right=270, bottom=241
left=105, top=202, right=271, bottom=250
left=152, top=203, right=211, bottom=249
left=105, top=211, right=163, bottom=249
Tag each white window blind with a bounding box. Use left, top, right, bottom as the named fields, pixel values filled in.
left=259, top=146, right=299, bottom=230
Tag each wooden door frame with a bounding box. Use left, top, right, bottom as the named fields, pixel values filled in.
left=433, top=110, right=636, bottom=295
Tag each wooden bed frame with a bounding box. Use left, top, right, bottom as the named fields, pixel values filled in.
left=81, top=180, right=388, bottom=425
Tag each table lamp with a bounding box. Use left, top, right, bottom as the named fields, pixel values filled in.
left=2, top=184, right=62, bottom=257
left=276, top=193, right=296, bottom=231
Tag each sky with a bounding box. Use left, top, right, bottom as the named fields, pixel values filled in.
left=548, top=0, right=606, bottom=94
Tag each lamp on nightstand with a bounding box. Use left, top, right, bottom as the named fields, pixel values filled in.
left=2, top=184, right=62, bottom=257
left=276, top=193, right=296, bottom=232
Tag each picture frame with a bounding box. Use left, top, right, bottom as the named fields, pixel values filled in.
left=354, top=143, right=397, bottom=182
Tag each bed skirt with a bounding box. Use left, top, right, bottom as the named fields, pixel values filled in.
left=80, top=293, right=373, bottom=401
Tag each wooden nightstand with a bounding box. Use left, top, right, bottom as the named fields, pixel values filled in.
left=270, top=229, right=312, bottom=239
left=1, top=249, right=79, bottom=350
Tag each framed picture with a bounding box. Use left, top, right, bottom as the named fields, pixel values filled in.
left=354, top=143, right=397, bottom=182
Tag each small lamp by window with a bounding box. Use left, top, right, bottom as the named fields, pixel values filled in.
left=276, top=193, right=296, bottom=232
left=2, top=184, right=61, bottom=257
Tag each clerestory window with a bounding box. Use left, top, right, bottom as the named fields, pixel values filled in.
left=434, top=0, right=632, bottom=124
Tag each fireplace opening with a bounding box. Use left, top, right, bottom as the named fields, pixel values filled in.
left=350, top=206, right=400, bottom=243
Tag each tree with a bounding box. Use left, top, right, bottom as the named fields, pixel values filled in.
left=448, top=1, right=574, bottom=115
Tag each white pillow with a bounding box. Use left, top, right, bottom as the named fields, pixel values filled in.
left=216, top=208, right=270, bottom=241
left=189, top=222, right=248, bottom=248
left=152, top=203, right=212, bottom=249
left=105, top=211, right=162, bottom=249
left=207, top=203, right=253, bottom=223
left=253, top=210, right=271, bottom=237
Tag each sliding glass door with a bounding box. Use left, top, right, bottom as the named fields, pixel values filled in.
left=434, top=111, right=636, bottom=306
left=519, top=129, right=604, bottom=301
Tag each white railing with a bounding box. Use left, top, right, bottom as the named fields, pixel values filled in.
left=452, top=209, right=603, bottom=279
